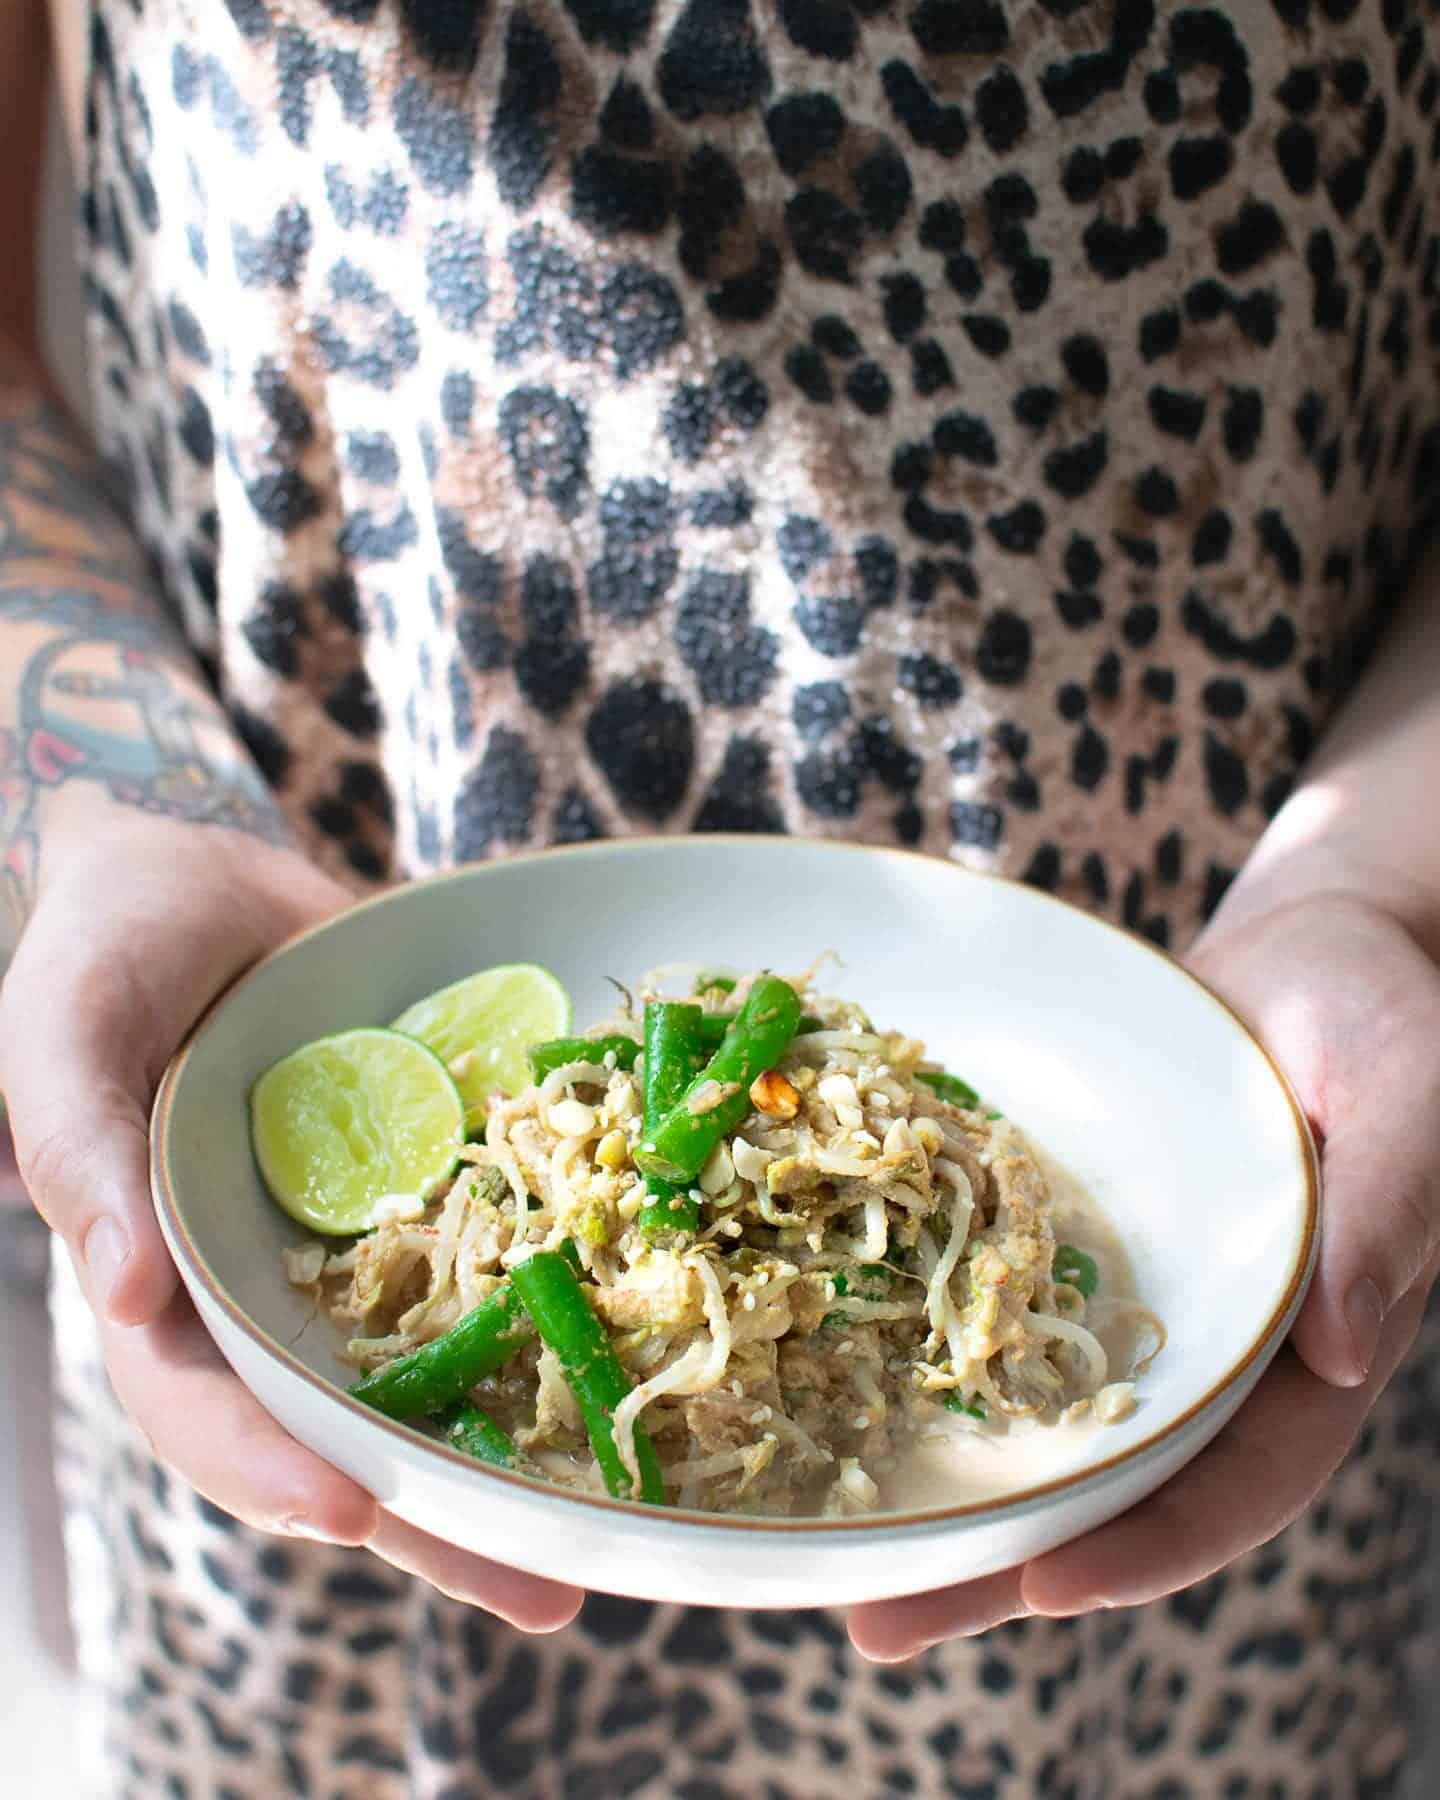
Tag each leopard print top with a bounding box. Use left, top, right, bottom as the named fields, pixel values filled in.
left=82, top=0, right=1440, bottom=941
left=67, top=1, right=1439, bottom=1796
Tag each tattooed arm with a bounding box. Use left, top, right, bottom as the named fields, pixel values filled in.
left=0, top=0, right=284, bottom=925
left=0, top=350, right=286, bottom=932
left=0, top=345, right=580, bottom=1619
left=0, top=2, right=579, bottom=1625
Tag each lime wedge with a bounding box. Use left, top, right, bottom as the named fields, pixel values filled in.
left=251, top=1028, right=464, bottom=1234
left=391, top=963, right=570, bottom=1124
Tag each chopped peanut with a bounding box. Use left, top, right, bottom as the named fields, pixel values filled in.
left=731, top=1135, right=775, bottom=1182
left=547, top=1098, right=598, bottom=1138
left=594, top=1128, right=629, bottom=1171
left=911, top=1116, right=943, bottom=1155
left=881, top=1117, right=915, bottom=1158
left=749, top=1069, right=800, bottom=1119
left=699, top=1140, right=735, bottom=1194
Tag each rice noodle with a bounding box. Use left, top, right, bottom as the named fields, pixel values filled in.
left=538, top=1061, right=609, bottom=1103
left=344, top=1332, right=413, bottom=1368
left=1027, top=1313, right=1109, bottom=1391
left=846, top=1192, right=889, bottom=1261
left=822, top=1296, right=923, bottom=1323
left=611, top=1335, right=716, bottom=1491
left=484, top=1139, right=531, bottom=1216
left=396, top=1167, right=479, bottom=1336
left=612, top=1257, right=732, bottom=1489
left=762, top=1411, right=830, bottom=1465
left=692, top=1256, right=732, bottom=1360
left=861, top=1074, right=911, bottom=1108
left=921, top=1166, right=974, bottom=1369
left=791, top=1030, right=886, bottom=1055
left=546, top=1134, right=595, bottom=1222
left=1084, top=1297, right=1168, bottom=1373
left=810, top=1146, right=886, bottom=1179
left=670, top=1446, right=752, bottom=1484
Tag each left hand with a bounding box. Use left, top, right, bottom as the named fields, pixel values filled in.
left=850, top=889, right=1440, bottom=1660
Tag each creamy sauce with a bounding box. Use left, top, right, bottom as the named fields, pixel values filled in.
left=877, top=1143, right=1156, bottom=1512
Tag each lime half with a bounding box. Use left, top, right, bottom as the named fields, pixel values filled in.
left=391, top=963, right=570, bottom=1124
left=251, top=1028, right=464, bottom=1234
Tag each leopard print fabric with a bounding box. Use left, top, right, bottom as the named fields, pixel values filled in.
left=65, top=0, right=1440, bottom=1793
left=83, top=0, right=1440, bottom=936
left=53, top=1260, right=1440, bottom=1798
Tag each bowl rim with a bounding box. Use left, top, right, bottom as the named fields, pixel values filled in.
left=150, top=834, right=1320, bottom=1537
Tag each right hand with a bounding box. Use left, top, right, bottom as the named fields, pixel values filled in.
left=0, top=812, right=582, bottom=1630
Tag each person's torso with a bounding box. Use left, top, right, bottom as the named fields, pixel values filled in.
left=68, top=0, right=1440, bottom=944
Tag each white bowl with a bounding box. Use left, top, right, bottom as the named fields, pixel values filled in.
left=151, top=838, right=1317, bottom=1610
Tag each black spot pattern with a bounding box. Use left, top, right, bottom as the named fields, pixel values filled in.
left=453, top=725, right=538, bottom=857
left=393, top=74, right=473, bottom=197
left=658, top=0, right=772, bottom=123
left=586, top=676, right=695, bottom=819
left=488, top=10, right=561, bottom=215
left=674, top=571, right=779, bottom=705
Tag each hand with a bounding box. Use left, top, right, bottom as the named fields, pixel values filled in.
left=0, top=814, right=582, bottom=1631
left=850, top=890, right=1440, bottom=1660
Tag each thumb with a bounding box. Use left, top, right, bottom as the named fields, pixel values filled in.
left=1289, top=1067, right=1440, bottom=1389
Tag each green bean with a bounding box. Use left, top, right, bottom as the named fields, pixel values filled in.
left=1054, top=1245, right=1099, bottom=1297
left=527, top=1034, right=640, bottom=1083
left=694, top=972, right=736, bottom=996
left=638, top=1002, right=708, bottom=1241
left=915, top=1069, right=981, bottom=1109
left=440, top=1400, right=519, bottom=1469
left=943, top=1392, right=987, bottom=1421
left=351, top=1283, right=536, bottom=1419
left=695, top=1010, right=824, bottom=1050
left=635, top=976, right=804, bottom=1186
left=509, top=1251, right=666, bottom=1503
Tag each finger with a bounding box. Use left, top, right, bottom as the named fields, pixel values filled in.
left=1021, top=1290, right=1427, bottom=1616
left=1290, top=1102, right=1440, bottom=1388
left=3, top=946, right=180, bottom=1325
left=848, top=1567, right=1027, bottom=1663
left=101, top=1277, right=580, bottom=1626
left=96, top=1280, right=380, bottom=1544
left=368, top=1514, right=584, bottom=1634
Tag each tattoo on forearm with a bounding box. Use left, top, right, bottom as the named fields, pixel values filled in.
left=0, top=389, right=286, bottom=913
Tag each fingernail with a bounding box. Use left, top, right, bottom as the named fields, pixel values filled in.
left=280, top=1516, right=333, bottom=1541
left=82, top=1216, right=129, bottom=1312
left=1343, top=1277, right=1384, bottom=1379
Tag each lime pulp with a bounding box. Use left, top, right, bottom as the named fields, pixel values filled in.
left=250, top=1027, right=465, bottom=1235
left=390, top=962, right=570, bottom=1125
